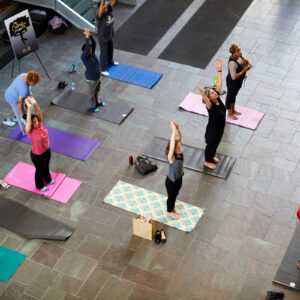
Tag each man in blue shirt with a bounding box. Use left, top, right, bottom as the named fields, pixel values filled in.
left=81, top=28, right=102, bottom=112
left=5, top=71, right=41, bottom=135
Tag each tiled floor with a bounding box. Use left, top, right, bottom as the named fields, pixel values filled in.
left=1, top=0, right=300, bottom=299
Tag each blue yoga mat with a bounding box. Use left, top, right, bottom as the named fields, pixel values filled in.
left=103, top=63, right=162, bottom=89
left=8, top=125, right=100, bottom=161
left=0, top=246, right=26, bottom=282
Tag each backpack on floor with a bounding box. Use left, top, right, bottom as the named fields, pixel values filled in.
left=135, top=156, right=158, bottom=176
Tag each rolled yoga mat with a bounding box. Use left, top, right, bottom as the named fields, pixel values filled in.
left=143, top=137, right=235, bottom=179
left=179, top=92, right=264, bottom=130
left=104, top=180, right=204, bottom=232
left=8, top=126, right=100, bottom=161
left=0, top=196, right=74, bottom=241
left=102, top=63, right=162, bottom=89
left=159, top=0, right=253, bottom=69
left=273, top=224, right=300, bottom=292
left=0, top=246, right=26, bottom=282
left=115, top=0, right=193, bottom=55
left=4, top=162, right=81, bottom=204
left=52, top=89, right=133, bottom=125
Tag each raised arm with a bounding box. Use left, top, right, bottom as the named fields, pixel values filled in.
left=82, top=28, right=90, bottom=58
left=197, top=85, right=212, bottom=110
left=167, top=122, right=177, bottom=163
left=215, top=58, right=222, bottom=93
left=25, top=99, right=32, bottom=133
left=28, top=96, right=42, bottom=121
left=98, top=0, right=104, bottom=18
left=173, top=122, right=181, bottom=143
left=90, top=34, right=96, bottom=53
left=110, top=0, right=116, bottom=8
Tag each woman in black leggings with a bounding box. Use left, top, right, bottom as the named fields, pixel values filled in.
left=225, top=44, right=252, bottom=120
left=197, top=59, right=226, bottom=170
left=165, top=121, right=183, bottom=220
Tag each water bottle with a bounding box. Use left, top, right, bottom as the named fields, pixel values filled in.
left=71, top=81, right=76, bottom=91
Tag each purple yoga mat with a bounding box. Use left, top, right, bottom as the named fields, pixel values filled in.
left=8, top=126, right=100, bottom=161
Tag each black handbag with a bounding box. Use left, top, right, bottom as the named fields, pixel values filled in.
left=135, top=156, right=158, bottom=176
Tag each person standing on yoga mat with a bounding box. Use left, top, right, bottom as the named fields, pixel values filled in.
left=197, top=59, right=226, bottom=170
left=5, top=71, right=41, bottom=136
left=25, top=96, right=54, bottom=192
left=165, top=121, right=184, bottom=220
left=225, top=44, right=252, bottom=120
left=81, top=28, right=103, bottom=112
left=98, top=0, right=118, bottom=76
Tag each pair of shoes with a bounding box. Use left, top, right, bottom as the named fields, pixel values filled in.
left=0, top=179, right=10, bottom=190
left=154, top=230, right=167, bottom=244
left=267, top=291, right=284, bottom=299
left=58, top=81, right=68, bottom=89
left=3, top=119, right=16, bottom=127
left=68, top=62, right=80, bottom=73
left=101, top=71, right=110, bottom=76
left=90, top=107, right=99, bottom=112
left=96, top=101, right=106, bottom=107
left=41, top=186, right=49, bottom=192
left=12, top=116, right=18, bottom=122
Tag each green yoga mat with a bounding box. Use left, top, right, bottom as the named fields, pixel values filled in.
left=0, top=246, right=26, bottom=282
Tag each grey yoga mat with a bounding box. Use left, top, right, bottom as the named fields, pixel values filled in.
left=273, top=224, right=300, bottom=292
left=142, top=137, right=235, bottom=179
left=52, top=89, right=133, bottom=125
left=0, top=196, right=74, bottom=240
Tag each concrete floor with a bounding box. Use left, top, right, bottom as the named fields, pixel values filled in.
left=1, top=0, right=300, bottom=299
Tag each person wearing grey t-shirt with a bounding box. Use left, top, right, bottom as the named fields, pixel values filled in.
left=165, top=121, right=184, bottom=220
left=225, top=44, right=252, bottom=120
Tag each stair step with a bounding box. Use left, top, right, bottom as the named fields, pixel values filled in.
left=61, top=0, right=82, bottom=9
left=73, top=0, right=91, bottom=16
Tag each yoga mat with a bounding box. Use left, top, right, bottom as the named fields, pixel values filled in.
left=104, top=180, right=204, bottom=232
left=52, top=89, right=133, bottom=125
left=143, top=137, right=235, bottom=179
left=179, top=92, right=264, bottom=130
left=0, top=196, right=74, bottom=240
left=4, top=162, right=81, bottom=203
left=159, top=0, right=253, bottom=69
left=115, top=0, right=193, bottom=55
left=103, top=63, right=162, bottom=89
left=273, top=224, right=300, bottom=292
left=8, top=126, right=100, bottom=161
left=0, top=246, right=26, bottom=282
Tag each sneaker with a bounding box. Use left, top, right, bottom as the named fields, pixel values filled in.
left=50, top=180, right=55, bottom=184
left=41, top=186, right=49, bottom=192
left=0, top=179, right=10, bottom=190
left=113, top=61, right=119, bottom=65
left=90, top=107, right=99, bottom=112
left=3, top=119, right=16, bottom=127
left=96, top=101, right=106, bottom=107
left=13, top=116, right=18, bottom=122
left=101, top=71, right=110, bottom=76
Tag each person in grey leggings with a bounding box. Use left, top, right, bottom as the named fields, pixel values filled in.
left=5, top=71, right=41, bottom=136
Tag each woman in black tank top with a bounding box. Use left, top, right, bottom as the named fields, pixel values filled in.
left=197, top=59, right=225, bottom=170
left=165, top=121, right=183, bottom=220
left=225, top=44, right=253, bottom=120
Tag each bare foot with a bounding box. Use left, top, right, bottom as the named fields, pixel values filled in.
left=204, top=161, right=216, bottom=169
left=167, top=211, right=181, bottom=220
left=228, top=113, right=238, bottom=120
left=213, top=157, right=220, bottom=163
left=173, top=209, right=182, bottom=216
left=234, top=110, right=242, bottom=115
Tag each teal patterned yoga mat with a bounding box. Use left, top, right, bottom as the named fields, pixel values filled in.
left=104, top=180, right=204, bottom=232
left=0, top=246, right=26, bottom=282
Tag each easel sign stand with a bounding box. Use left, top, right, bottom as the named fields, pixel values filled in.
left=4, top=9, right=51, bottom=80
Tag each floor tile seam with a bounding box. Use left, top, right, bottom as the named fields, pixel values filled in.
left=148, top=0, right=206, bottom=58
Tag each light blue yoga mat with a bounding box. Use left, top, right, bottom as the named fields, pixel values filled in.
left=103, top=63, right=162, bottom=89
left=0, top=246, right=26, bottom=282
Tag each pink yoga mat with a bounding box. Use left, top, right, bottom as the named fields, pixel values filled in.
left=4, top=162, right=81, bottom=204
left=179, top=92, right=264, bottom=130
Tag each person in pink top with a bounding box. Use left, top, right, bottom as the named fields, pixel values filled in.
left=25, top=96, right=54, bottom=191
